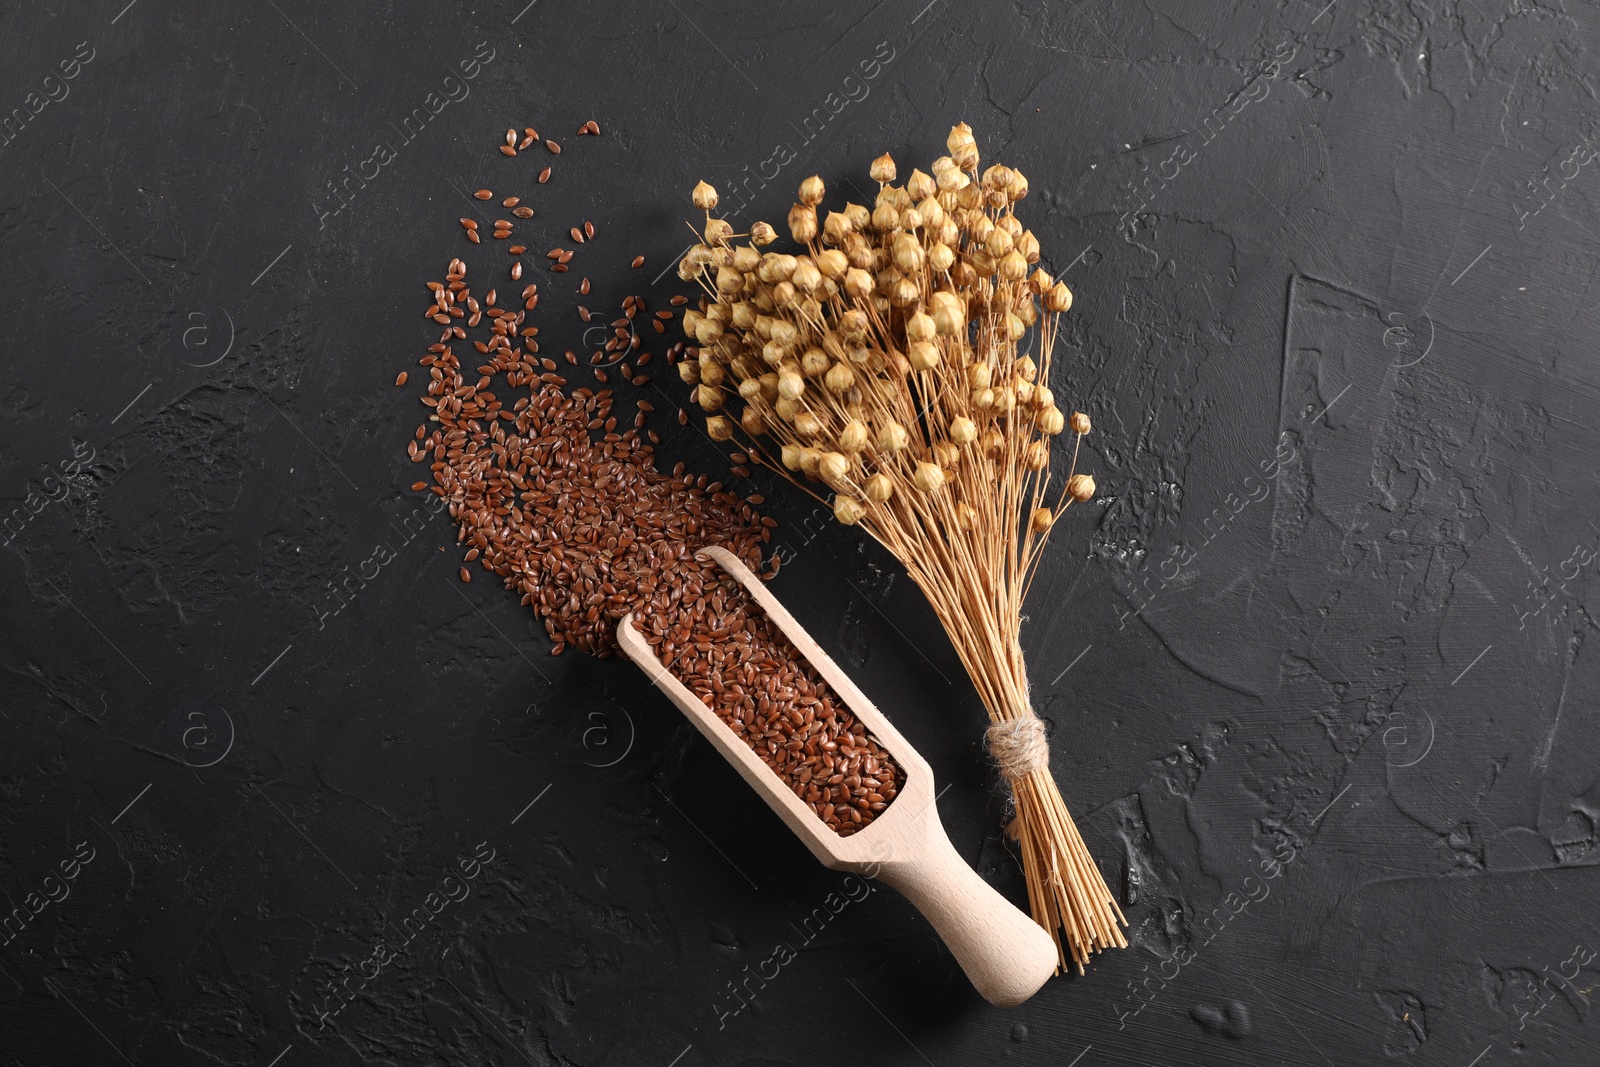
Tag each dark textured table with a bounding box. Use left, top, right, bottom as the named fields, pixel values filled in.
left=3, top=2, right=1598, bottom=1065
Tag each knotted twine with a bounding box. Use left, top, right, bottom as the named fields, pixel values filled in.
left=985, top=714, right=1050, bottom=780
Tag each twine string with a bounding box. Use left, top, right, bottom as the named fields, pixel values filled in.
left=985, top=714, right=1049, bottom=780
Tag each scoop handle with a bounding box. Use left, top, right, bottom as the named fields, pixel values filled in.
left=870, top=820, right=1059, bottom=1007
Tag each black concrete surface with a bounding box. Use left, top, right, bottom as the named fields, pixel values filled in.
left=2, top=2, right=1598, bottom=1065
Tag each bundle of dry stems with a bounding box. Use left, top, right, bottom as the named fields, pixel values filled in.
left=674, top=123, right=1125, bottom=970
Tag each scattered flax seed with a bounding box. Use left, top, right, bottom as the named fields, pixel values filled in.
left=396, top=371, right=409, bottom=386
left=578, top=306, right=592, bottom=322
left=546, top=139, right=561, bottom=154
left=460, top=218, right=478, bottom=230
left=460, top=567, right=472, bottom=582
left=499, top=145, right=517, bottom=157
left=502, top=196, right=520, bottom=208
left=511, top=262, right=523, bottom=280
left=404, top=286, right=773, bottom=694
left=474, top=189, right=493, bottom=200
left=509, top=244, right=527, bottom=254
left=505, top=128, right=516, bottom=147
left=580, top=277, right=591, bottom=295
left=538, top=167, right=552, bottom=183
left=524, top=126, right=539, bottom=142
left=631, top=255, right=645, bottom=268
left=584, top=221, right=596, bottom=239
left=570, top=227, right=585, bottom=243
left=670, top=294, right=688, bottom=306
left=513, top=206, right=535, bottom=219
left=467, top=231, right=480, bottom=244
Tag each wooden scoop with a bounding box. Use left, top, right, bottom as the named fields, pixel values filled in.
left=616, top=546, right=1059, bottom=1007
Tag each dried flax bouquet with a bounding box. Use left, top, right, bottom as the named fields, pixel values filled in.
left=673, top=124, right=1127, bottom=970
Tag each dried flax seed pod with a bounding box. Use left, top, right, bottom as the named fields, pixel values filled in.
left=789, top=203, right=818, bottom=243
